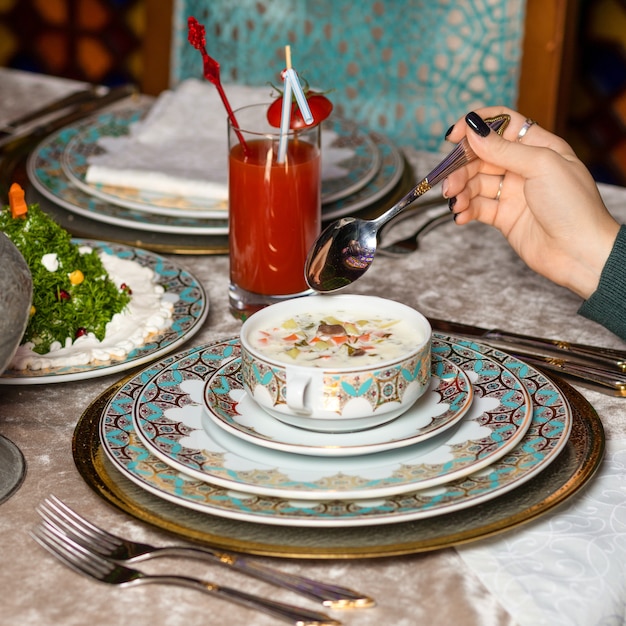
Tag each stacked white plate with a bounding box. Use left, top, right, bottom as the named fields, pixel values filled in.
left=99, top=334, right=573, bottom=528
left=26, top=104, right=405, bottom=236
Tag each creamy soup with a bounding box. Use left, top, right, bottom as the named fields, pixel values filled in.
left=249, top=311, right=425, bottom=368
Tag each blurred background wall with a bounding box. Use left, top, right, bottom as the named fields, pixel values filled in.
left=1, top=0, right=626, bottom=186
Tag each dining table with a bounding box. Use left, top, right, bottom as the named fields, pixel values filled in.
left=1, top=67, right=625, bottom=626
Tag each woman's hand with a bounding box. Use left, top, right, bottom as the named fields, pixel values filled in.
left=442, top=107, right=620, bottom=299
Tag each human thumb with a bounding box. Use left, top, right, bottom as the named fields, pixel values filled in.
left=464, top=111, right=537, bottom=178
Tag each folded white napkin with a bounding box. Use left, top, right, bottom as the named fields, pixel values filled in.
left=85, top=80, right=271, bottom=201
left=85, top=79, right=352, bottom=203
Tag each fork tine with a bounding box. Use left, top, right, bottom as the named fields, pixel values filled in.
left=30, top=522, right=114, bottom=582
left=38, top=495, right=119, bottom=552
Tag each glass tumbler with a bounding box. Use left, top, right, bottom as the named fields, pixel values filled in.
left=228, top=103, right=321, bottom=319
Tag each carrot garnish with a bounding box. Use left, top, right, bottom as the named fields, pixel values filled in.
left=8, top=183, right=28, bottom=219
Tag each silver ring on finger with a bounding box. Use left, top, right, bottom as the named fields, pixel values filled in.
left=517, top=118, right=536, bottom=142
left=495, top=176, right=504, bottom=201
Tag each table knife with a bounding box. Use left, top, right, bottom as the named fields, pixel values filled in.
left=0, top=85, right=103, bottom=141
left=502, top=348, right=626, bottom=396
left=429, top=317, right=626, bottom=372
left=0, top=83, right=137, bottom=194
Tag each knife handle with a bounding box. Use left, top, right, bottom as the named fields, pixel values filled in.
left=485, top=330, right=626, bottom=372
left=507, top=350, right=626, bottom=397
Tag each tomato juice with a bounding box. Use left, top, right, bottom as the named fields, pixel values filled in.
left=228, top=137, right=321, bottom=296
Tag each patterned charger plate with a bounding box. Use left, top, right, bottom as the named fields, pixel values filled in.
left=202, top=352, right=474, bottom=456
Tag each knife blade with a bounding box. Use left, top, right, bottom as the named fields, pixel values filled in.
left=0, top=85, right=104, bottom=142
left=429, top=317, right=626, bottom=373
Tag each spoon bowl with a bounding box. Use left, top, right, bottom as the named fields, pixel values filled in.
left=305, top=115, right=510, bottom=292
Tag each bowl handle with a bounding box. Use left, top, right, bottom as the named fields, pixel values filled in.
left=285, top=375, right=312, bottom=415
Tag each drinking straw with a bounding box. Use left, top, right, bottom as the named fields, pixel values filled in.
left=276, top=47, right=294, bottom=164
left=285, top=68, right=313, bottom=125
left=277, top=46, right=314, bottom=163
left=187, top=16, right=249, bottom=155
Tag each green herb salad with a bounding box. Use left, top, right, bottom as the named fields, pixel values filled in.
left=0, top=202, right=131, bottom=354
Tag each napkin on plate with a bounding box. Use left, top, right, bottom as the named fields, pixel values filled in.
left=85, top=79, right=353, bottom=203
left=85, top=80, right=271, bottom=201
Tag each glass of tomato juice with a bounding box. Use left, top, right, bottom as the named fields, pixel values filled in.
left=228, top=103, right=321, bottom=319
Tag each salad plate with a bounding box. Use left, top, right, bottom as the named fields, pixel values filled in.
left=128, top=336, right=533, bottom=500
left=0, top=240, right=208, bottom=385
left=97, top=335, right=573, bottom=528
left=203, top=351, right=474, bottom=456
left=60, top=106, right=382, bottom=215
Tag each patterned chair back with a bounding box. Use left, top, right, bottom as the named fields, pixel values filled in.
left=171, top=0, right=526, bottom=152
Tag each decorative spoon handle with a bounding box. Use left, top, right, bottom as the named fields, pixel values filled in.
left=374, top=114, right=510, bottom=227
left=428, top=114, right=510, bottom=186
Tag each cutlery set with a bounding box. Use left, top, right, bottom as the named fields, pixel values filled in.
left=0, top=85, right=105, bottom=142
left=0, top=84, right=137, bottom=193
left=32, top=496, right=372, bottom=625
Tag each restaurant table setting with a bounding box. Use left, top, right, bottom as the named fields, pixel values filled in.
left=1, top=67, right=626, bottom=626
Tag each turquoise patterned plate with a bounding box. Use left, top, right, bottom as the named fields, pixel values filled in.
left=99, top=335, right=571, bottom=526
left=26, top=114, right=229, bottom=236
left=0, top=240, right=208, bottom=384
left=203, top=353, right=473, bottom=456
left=127, top=336, right=533, bottom=500
left=60, top=105, right=382, bottom=215
left=27, top=106, right=402, bottom=233
left=321, top=130, right=404, bottom=220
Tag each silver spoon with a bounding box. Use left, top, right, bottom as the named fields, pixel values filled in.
left=305, top=114, right=510, bottom=292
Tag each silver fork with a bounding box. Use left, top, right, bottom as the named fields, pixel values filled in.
left=37, top=495, right=374, bottom=609
left=377, top=211, right=451, bottom=257
left=31, top=520, right=341, bottom=626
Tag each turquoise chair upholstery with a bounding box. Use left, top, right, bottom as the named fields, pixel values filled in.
left=171, top=0, right=526, bottom=152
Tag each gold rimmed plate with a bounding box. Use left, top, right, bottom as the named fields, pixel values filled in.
left=127, top=337, right=534, bottom=501
left=72, top=363, right=603, bottom=557
left=71, top=336, right=604, bottom=556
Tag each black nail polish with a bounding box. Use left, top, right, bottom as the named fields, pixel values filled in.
left=444, top=125, right=454, bottom=139
left=453, top=212, right=458, bottom=222
left=448, top=197, right=457, bottom=211
left=465, top=112, right=490, bottom=137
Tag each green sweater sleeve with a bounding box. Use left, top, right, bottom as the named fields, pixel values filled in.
left=578, top=224, right=626, bottom=340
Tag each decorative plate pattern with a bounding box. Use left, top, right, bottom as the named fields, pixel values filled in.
left=203, top=351, right=474, bottom=456
left=60, top=106, right=382, bottom=215
left=99, top=335, right=572, bottom=527
left=320, top=117, right=381, bottom=203
left=61, top=112, right=229, bottom=219
left=0, top=240, right=208, bottom=384
left=126, top=336, right=533, bottom=499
